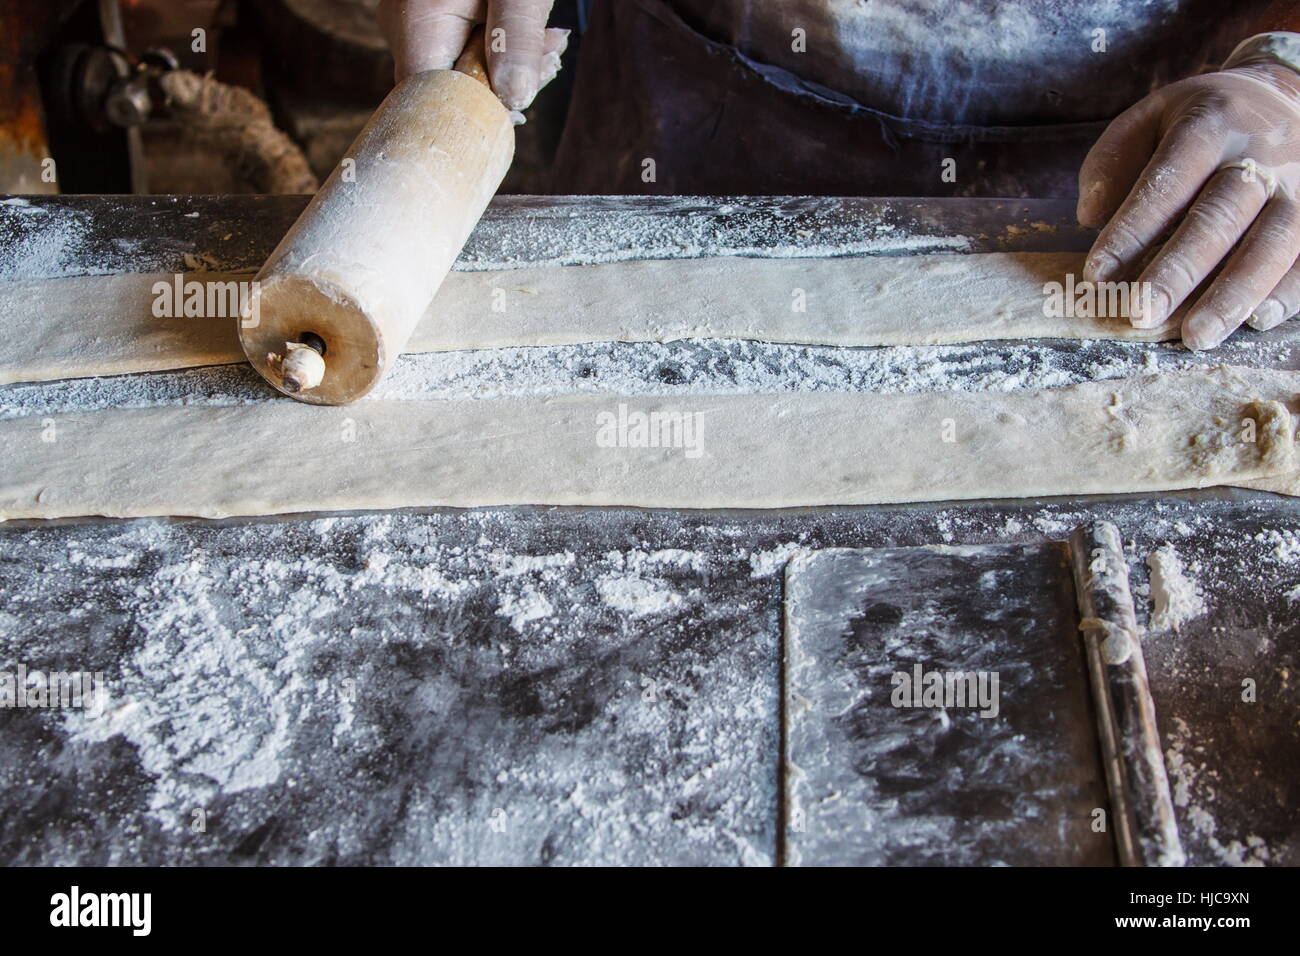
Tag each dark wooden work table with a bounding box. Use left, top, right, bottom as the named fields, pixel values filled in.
left=0, top=195, right=1296, bottom=866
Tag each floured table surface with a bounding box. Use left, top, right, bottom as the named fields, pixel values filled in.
left=0, top=195, right=1296, bottom=866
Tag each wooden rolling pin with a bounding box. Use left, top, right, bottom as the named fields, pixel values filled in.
left=240, top=29, right=513, bottom=404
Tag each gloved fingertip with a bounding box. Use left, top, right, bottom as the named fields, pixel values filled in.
left=1246, top=299, right=1285, bottom=331
left=494, top=62, right=541, bottom=111
left=1129, top=287, right=1171, bottom=329
left=1083, top=248, right=1120, bottom=284
left=1182, top=312, right=1229, bottom=351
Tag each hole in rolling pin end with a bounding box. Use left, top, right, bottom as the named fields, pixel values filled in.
left=299, top=331, right=327, bottom=355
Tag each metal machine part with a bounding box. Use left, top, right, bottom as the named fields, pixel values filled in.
left=35, top=0, right=147, bottom=192
left=104, top=48, right=180, bottom=129
left=48, top=41, right=180, bottom=133
left=50, top=43, right=140, bottom=133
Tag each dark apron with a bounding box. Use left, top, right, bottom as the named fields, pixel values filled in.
left=551, top=0, right=1231, bottom=197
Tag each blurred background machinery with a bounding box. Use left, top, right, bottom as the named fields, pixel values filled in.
left=0, top=0, right=584, bottom=195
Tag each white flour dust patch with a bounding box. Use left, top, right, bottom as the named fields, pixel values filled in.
left=1165, top=717, right=1272, bottom=866
left=1147, top=544, right=1207, bottom=632
left=497, top=587, right=554, bottom=632
left=595, top=573, right=682, bottom=618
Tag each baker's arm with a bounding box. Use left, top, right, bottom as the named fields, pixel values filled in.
left=1077, top=2, right=1300, bottom=349
left=378, top=0, right=568, bottom=110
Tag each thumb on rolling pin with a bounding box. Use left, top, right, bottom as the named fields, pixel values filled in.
left=378, top=0, right=478, bottom=81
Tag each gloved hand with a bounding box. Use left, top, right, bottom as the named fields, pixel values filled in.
left=378, top=0, right=568, bottom=112
left=1077, top=37, right=1300, bottom=349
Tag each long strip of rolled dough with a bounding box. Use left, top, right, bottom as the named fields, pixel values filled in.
left=1, top=367, right=1293, bottom=520
left=0, top=252, right=1178, bottom=385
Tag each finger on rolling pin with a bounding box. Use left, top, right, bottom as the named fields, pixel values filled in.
left=241, top=27, right=513, bottom=405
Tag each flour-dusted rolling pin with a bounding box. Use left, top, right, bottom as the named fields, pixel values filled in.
left=240, top=28, right=513, bottom=405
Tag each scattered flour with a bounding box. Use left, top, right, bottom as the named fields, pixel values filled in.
left=460, top=201, right=973, bottom=270
left=1253, top=528, right=1300, bottom=564
left=748, top=542, right=806, bottom=578
left=639, top=548, right=708, bottom=571
left=60, top=554, right=302, bottom=829
left=497, top=587, right=554, bottom=631
left=67, top=548, right=138, bottom=569
left=16, top=512, right=776, bottom=862
left=0, top=206, right=96, bottom=281
left=1165, top=717, right=1272, bottom=867
left=487, top=550, right=576, bottom=577
left=1147, top=544, right=1207, bottom=632
left=595, top=573, right=683, bottom=618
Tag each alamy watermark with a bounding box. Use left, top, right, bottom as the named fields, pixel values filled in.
left=50, top=886, right=151, bottom=936
left=152, top=274, right=261, bottom=328
left=0, top=664, right=104, bottom=713
left=1043, top=274, right=1154, bottom=320
left=596, top=403, right=704, bottom=458
left=891, top=663, right=1000, bottom=718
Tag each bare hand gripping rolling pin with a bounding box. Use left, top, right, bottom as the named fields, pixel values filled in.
left=239, top=29, right=513, bottom=405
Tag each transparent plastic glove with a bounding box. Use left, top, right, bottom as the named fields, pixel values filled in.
left=378, top=0, right=568, bottom=112
left=1077, top=58, right=1300, bottom=349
